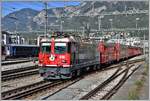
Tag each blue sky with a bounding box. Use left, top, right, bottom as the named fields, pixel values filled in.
left=2, top=1, right=81, bottom=16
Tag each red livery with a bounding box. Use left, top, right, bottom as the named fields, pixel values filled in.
left=38, top=33, right=142, bottom=80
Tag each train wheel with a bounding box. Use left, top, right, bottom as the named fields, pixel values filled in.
left=76, top=70, right=81, bottom=76
left=93, top=65, right=97, bottom=71
left=71, top=71, right=76, bottom=78
left=96, top=65, right=100, bottom=70
left=86, top=67, right=90, bottom=71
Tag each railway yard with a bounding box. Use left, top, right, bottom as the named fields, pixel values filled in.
left=1, top=55, right=148, bottom=100
left=1, top=1, right=149, bottom=100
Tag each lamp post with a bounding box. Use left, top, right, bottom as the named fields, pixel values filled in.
left=27, top=16, right=32, bottom=32
left=14, top=19, right=19, bottom=44
left=44, top=2, right=48, bottom=37
left=143, top=33, right=145, bottom=60
left=135, top=17, right=140, bottom=37
left=60, top=20, right=64, bottom=32
left=136, top=17, right=140, bottom=29
left=80, top=26, right=85, bottom=37
left=98, top=16, right=104, bottom=31
left=109, top=19, right=113, bottom=30
left=9, top=12, right=18, bottom=44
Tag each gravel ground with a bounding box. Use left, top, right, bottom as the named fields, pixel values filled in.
left=2, top=61, right=38, bottom=71
left=38, top=56, right=145, bottom=100
left=39, top=67, right=119, bottom=100
left=139, top=75, right=149, bottom=100
left=1, top=74, right=42, bottom=92
left=129, top=55, right=145, bottom=60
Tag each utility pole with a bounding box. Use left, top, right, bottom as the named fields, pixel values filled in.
left=136, top=17, right=139, bottom=29
left=109, top=19, right=113, bottom=30
left=60, top=20, right=64, bottom=32
left=98, top=16, right=101, bottom=31
left=124, top=1, right=127, bottom=16
left=92, top=2, right=95, bottom=13
left=82, top=27, right=85, bottom=36
left=15, top=21, right=18, bottom=44
left=44, top=2, right=48, bottom=37
left=98, top=16, right=104, bottom=31
left=143, top=33, right=145, bottom=59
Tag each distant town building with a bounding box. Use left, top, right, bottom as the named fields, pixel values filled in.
left=10, top=34, right=25, bottom=44
left=2, top=31, right=10, bottom=45
left=2, top=31, right=25, bottom=45
left=37, top=35, right=45, bottom=46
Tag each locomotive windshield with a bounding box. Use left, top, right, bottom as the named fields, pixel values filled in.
left=55, top=43, right=67, bottom=54
left=41, top=42, right=67, bottom=54
left=41, top=43, right=51, bottom=53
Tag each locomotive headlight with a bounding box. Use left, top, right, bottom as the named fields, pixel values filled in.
left=62, top=59, right=67, bottom=63
left=49, top=54, right=55, bottom=61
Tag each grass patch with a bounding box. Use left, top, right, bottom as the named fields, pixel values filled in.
left=142, top=71, right=147, bottom=76
left=128, top=89, right=139, bottom=100
left=128, top=63, right=148, bottom=100
left=135, top=80, right=144, bottom=87
left=128, top=79, right=145, bottom=100
left=142, top=63, right=149, bottom=76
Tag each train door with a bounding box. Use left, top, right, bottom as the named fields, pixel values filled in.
left=2, top=45, right=6, bottom=60
left=2, top=45, right=5, bottom=55
left=13, top=46, right=16, bottom=57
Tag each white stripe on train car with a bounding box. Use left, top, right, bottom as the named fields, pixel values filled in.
left=63, top=65, right=72, bottom=67
left=38, top=64, right=71, bottom=67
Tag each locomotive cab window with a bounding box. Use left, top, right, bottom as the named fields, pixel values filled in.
left=41, top=43, right=51, bottom=53
left=55, top=43, right=67, bottom=54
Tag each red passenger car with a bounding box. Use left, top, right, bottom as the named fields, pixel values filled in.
left=98, top=40, right=142, bottom=65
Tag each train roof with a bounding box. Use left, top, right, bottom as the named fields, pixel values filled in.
left=40, top=35, right=81, bottom=43
left=41, top=37, right=71, bottom=42
left=6, top=44, right=39, bottom=47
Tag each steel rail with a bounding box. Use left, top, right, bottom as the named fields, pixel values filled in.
left=2, top=60, right=32, bottom=65
left=2, top=65, right=38, bottom=76
left=1, top=58, right=144, bottom=100
left=2, top=69, right=39, bottom=81
left=79, top=64, right=134, bottom=100
left=2, top=80, right=49, bottom=100
left=41, top=78, right=83, bottom=100
left=41, top=59, right=144, bottom=100
left=101, top=64, right=142, bottom=100
left=1, top=78, right=81, bottom=100
left=1, top=62, right=119, bottom=100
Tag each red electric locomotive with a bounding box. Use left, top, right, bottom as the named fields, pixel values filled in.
left=38, top=32, right=142, bottom=80
left=38, top=33, right=99, bottom=79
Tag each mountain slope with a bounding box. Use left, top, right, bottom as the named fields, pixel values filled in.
left=2, top=1, right=148, bottom=33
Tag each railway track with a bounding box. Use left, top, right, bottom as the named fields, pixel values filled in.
left=2, top=57, right=38, bottom=65
left=2, top=68, right=39, bottom=81
left=1, top=65, right=115, bottom=100
left=4, top=57, right=38, bottom=61
left=79, top=63, right=142, bottom=100
left=2, top=58, right=143, bottom=81
left=2, top=60, right=32, bottom=66
left=101, top=64, right=141, bottom=100
left=38, top=59, right=144, bottom=100
left=2, top=65, right=38, bottom=75
left=1, top=78, right=81, bottom=100
left=1, top=58, right=144, bottom=100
